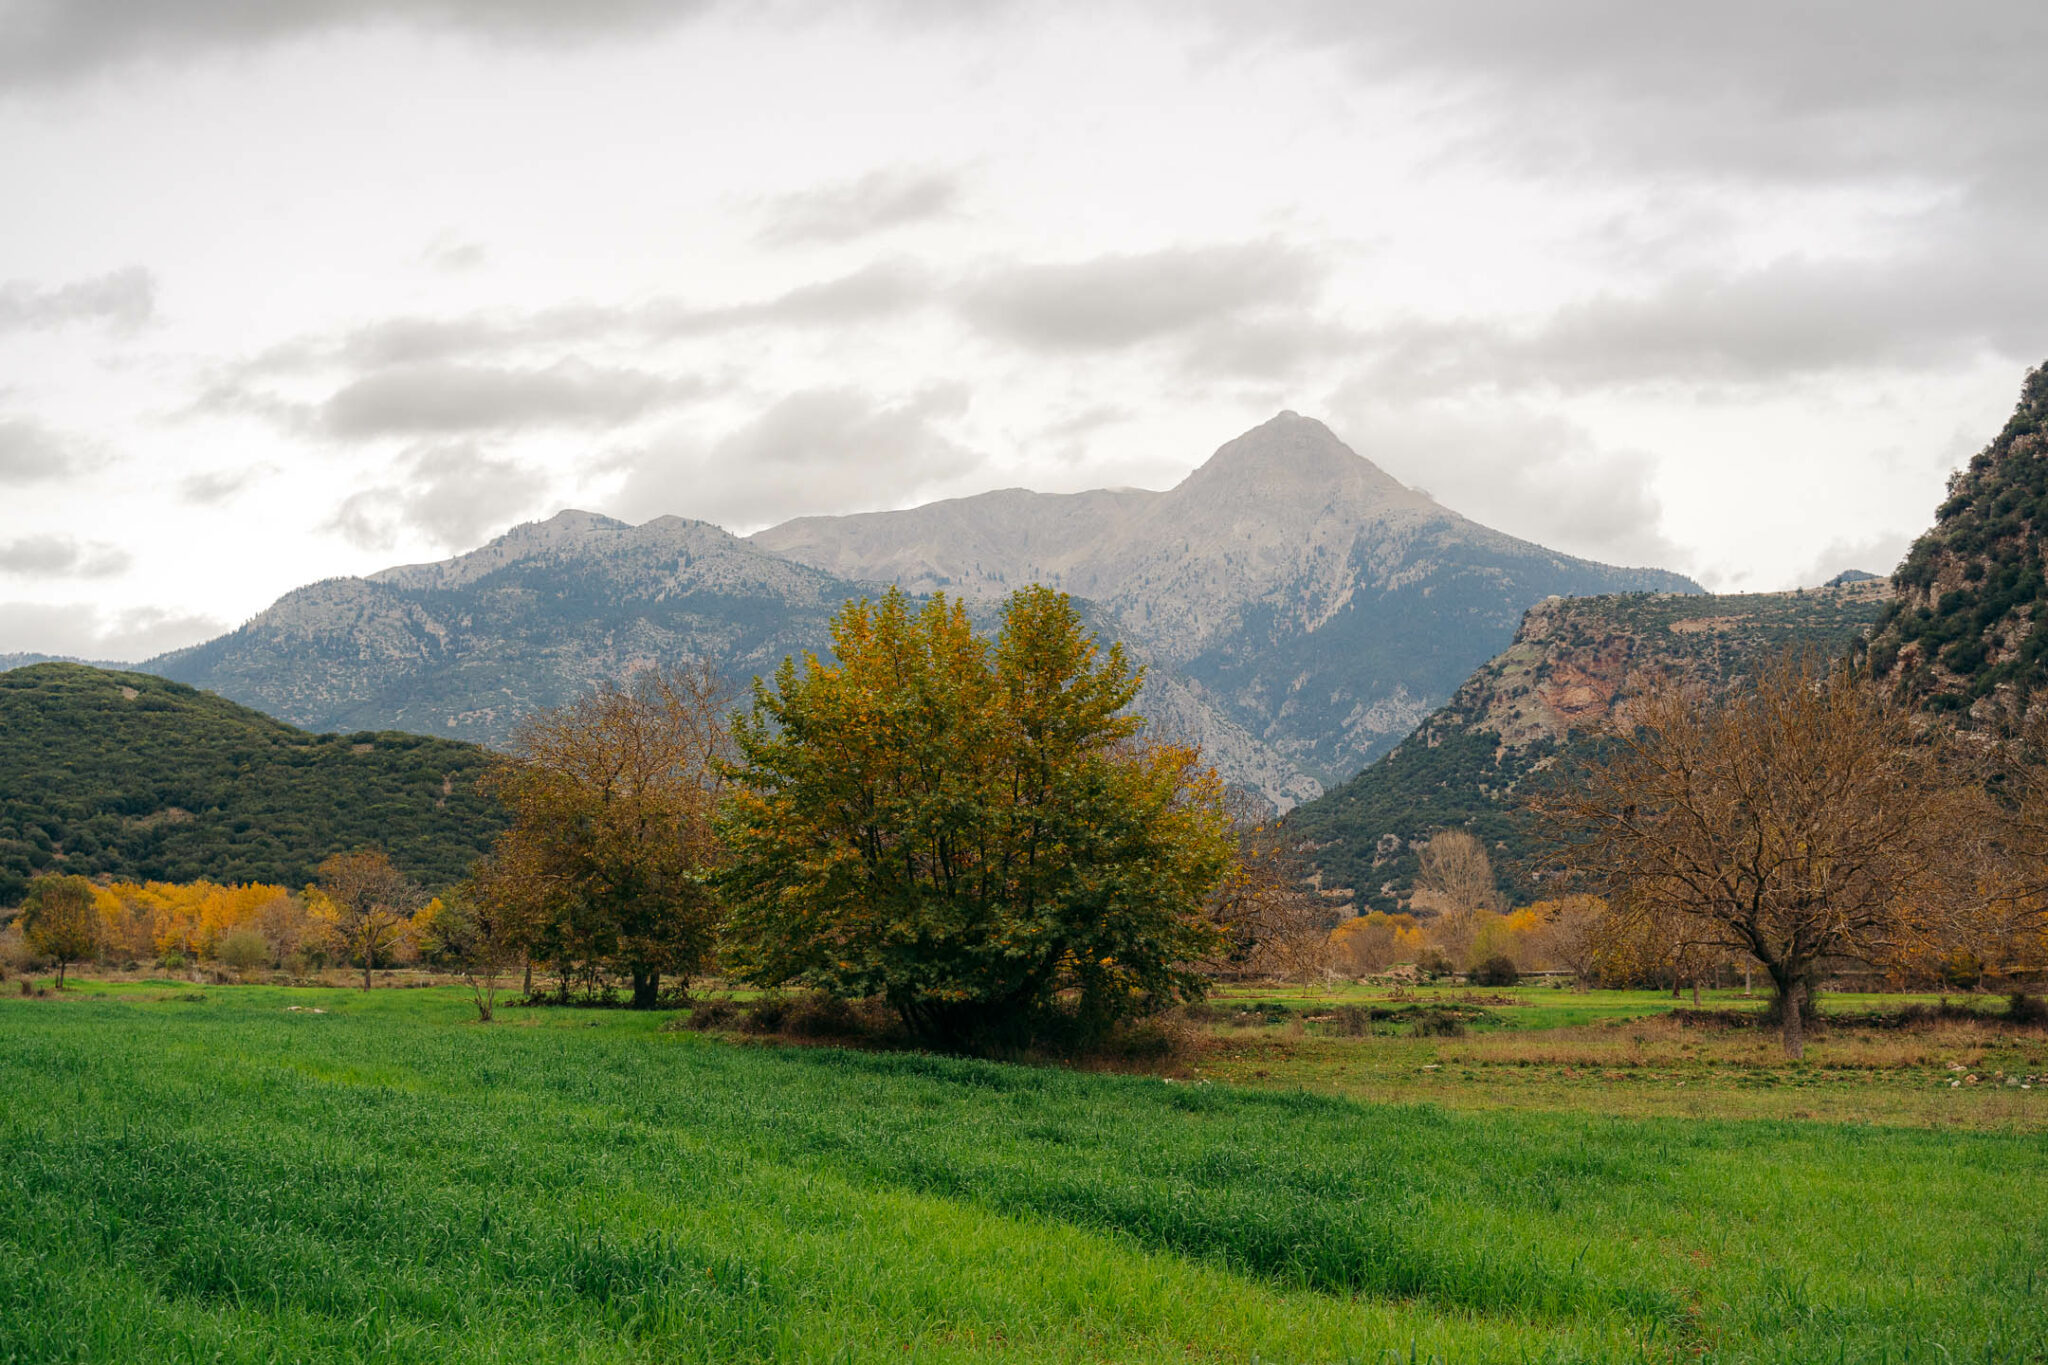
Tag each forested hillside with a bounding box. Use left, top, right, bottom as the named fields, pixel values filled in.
left=1869, top=362, right=2048, bottom=715
left=0, top=664, right=504, bottom=903
left=1287, top=583, right=1892, bottom=911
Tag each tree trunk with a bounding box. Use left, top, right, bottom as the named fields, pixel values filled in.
left=522, top=958, right=532, bottom=999
left=55, top=960, right=65, bottom=989
left=1780, top=978, right=1806, bottom=1059
left=1691, top=976, right=1701, bottom=1007
left=631, top=966, right=660, bottom=1010
left=362, top=943, right=373, bottom=991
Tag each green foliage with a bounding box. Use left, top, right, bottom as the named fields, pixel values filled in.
left=2, top=986, right=2042, bottom=1362
left=718, top=587, right=1235, bottom=1046
left=1873, top=361, right=2048, bottom=706
left=0, top=664, right=505, bottom=904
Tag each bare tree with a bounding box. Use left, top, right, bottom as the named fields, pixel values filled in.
left=1535, top=654, right=1962, bottom=1058
left=1410, top=830, right=1507, bottom=917
left=314, top=850, right=424, bottom=991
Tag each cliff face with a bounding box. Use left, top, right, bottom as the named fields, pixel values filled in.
left=1869, top=363, right=2048, bottom=719
left=1287, top=582, right=1892, bottom=912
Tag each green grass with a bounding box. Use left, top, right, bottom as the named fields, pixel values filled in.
left=2, top=984, right=2044, bottom=1362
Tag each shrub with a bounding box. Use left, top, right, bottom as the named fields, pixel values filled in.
left=743, top=995, right=792, bottom=1034
left=1472, top=955, right=1519, bottom=987
left=217, top=929, right=269, bottom=975
left=784, top=994, right=861, bottom=1038
left=1416, top=950, right=1455, bottom=980
left=1410, top=1010, right=1466, bottom=1038
left=680, top=998, right=740, bottom=1031
left=2008, top=991, right=2048, bottom=1026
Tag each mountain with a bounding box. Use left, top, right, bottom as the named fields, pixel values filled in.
left=1, top=652, right=130, bottom=672
left=1286, top=580, right=1892, bottom=912
left=756, top=413, right=1700, bottom=798
left=0, top=664, right=504, bottom=903
left=143, top=511, right=862, bottom=745
left=1868, top=362, right=2048, bottom=718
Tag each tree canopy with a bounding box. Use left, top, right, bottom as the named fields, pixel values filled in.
left=717, top=587, right=1236, bottom=1047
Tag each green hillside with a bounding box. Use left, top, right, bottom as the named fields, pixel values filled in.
left=0, top=664, right=505, bottom=903
left=1287, top=584, right=1891, bottom=911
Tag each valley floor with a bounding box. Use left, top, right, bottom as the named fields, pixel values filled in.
left=1, top=981, right=2042, bottom=1363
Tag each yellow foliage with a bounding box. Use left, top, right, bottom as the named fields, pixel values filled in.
left=91, top=879, right=299, bottom=962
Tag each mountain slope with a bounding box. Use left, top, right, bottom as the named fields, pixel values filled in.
left=756, top=412, right=1701, bottom=790
left=0, top=664, right=504, bottom=902
left=1868, top=361, right=2048, bottom=716
left=143, top=511, right=862, bottom=746
left=1287, top=581, right=1892, bottom=911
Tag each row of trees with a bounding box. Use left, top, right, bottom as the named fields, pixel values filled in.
left=449, top=587, right=1242, bottom=1047
left=6, top=853, right=428, bottom=988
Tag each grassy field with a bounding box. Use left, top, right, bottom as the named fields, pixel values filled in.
left=1190, top=984, right=2048, bottom=1128
left=1, top=982, right=2044, bottom=1363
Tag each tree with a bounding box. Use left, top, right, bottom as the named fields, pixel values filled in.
left=718, top=587, right=1236, bottom=1047
left=312, top=850, right=423, bottom=990
left=17, top=874, right=98, bottom=988
left=475, top=662, right=728, bottom=1008
left=1536, top=655, right=1961, bottom=1057
left=1526, top=895, right=1606, bottom=988
left=418, top=886, right=517, bottom=1022
left=1330, top=911, right=1422, bottom=975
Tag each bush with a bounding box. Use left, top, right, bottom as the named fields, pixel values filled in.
left=217, top=929, right=269, bottom=975
left=1416, top=950, right=1455, bottom=980
left=1471, top=955, right=1519, bottom=987
left=1410, top=1010, right=1466, bottom=1038
left=680, top=998, right=740, bottom=1031
left=2008, top=991, right=2048, bottom=1026
left=743, top=995, right=792, bottom=1034
left=784, top=994, right=861, bottom=1038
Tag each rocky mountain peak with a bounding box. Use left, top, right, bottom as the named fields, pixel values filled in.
left=1175, top=411, right=1419, bottom=511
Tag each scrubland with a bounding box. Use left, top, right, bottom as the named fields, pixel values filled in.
left=2, top=980, right=2044, bottom=1363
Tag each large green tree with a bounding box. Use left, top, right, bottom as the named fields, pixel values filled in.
left=717, top=586, right=1235, bottom=1047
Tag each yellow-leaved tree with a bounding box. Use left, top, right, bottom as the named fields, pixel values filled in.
left=717, top=586, right=1237, bottom=1048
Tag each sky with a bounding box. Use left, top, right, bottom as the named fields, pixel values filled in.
left=3, top=0, right=2045, bottom=660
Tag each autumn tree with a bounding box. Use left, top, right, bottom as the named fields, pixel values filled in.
left=313, top=850, right=424, bottom=990
left=1536, top=655, right=1961, bottom=1057
left=718, top=587, right=1236, bottom=1047
left=417, top=886, right=518, bottom=1022
left=17, top=874, right=99, bottom=988
left=474, top=662, right=728, bottom=1008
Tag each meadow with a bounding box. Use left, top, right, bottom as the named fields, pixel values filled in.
left=1, top=981, right=2044, bottom=1363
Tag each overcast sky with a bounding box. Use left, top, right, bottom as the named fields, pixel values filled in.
left=3, top=1, right=2044, bottom=659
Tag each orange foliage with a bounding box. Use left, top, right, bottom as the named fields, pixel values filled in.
left=91, top=880, right=299, bottom=962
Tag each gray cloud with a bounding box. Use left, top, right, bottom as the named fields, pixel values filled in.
left=0, top=0, right=716, bottom=84
left=1349, top=237, right=2048, bottom=395
left=958, top=241, right=1323, bottom=353
left=756, top=168, right=965, bottom=246
left=319, top=359, right=693, bottom=437
left=0, top=601, right=224, bottom=662
left=0, top=534, right=131, bottom=578
left=0, top=267, right=154, bottom=332
left=1243, top=1, right=2048, bottom=186
left=1793, top=530, right=1915, bottom=590
left=326, top=442, right=549, bottom=551
left=0, top=418, right=103, bottom=485
left=609, top=385, right=980, bottom=528
left=178, top=464, right=272, bottom=504
left=1328, top=391, right=1688, bottom=572
left=230, top=262, right=931, bottom=386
